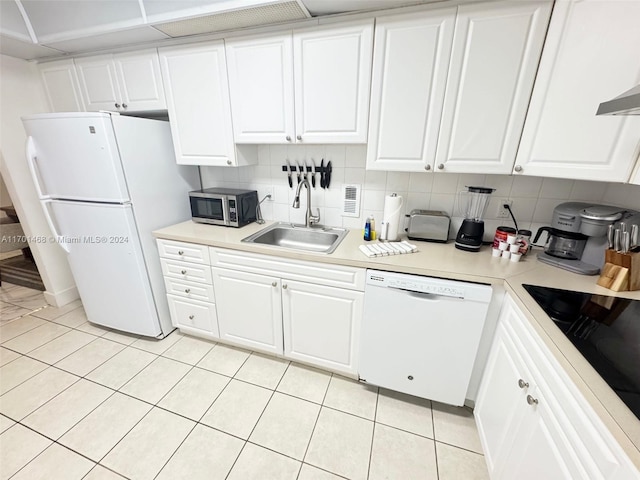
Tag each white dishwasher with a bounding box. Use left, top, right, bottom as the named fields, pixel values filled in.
left=359, top=269, right=492, bottom=406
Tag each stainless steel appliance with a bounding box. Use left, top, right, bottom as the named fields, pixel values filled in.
left=405, top=210, right=450, bottom=243
left=455, top=186, right=495, bottom=252
left=534, top=202, right=639, bottom=275
left=359, top=269, right=492, bottom=406
left=190, top=187, right=258, bottom=227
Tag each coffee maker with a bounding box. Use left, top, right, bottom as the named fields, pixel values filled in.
left=534, top=202, right=639, bottom=275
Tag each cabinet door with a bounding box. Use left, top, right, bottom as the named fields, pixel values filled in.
left=167, top=294, right=219, bottom=337
left=514, top=0, right=640, bottom=182
left=39, top=59, right=85, bottom=112
left=435, top=1, right=552, bottom=174
left=212, top=267, right=283, bottom=354
left=366, top=9, right=456, bottom=171
left=114, top=49, right=166, bottom=111
left=293, top=20, right=374, bottom=144
left=159, top=42, right=236, bottom=166
left=75, top=55, right=122, bottom=112
left=282, top=280, right=362, bottom=375
left=226, top=34, right=295, bottom=144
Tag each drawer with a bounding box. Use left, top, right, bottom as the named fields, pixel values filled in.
left=161, top=258, right=212, bottom=285
left=167, top=294, right=219, bottom=336
left=157, top=239, right=210, bottom=264
left=210, top=247, right=366, bottom=291
left=164, top=277, right=215, bottom=302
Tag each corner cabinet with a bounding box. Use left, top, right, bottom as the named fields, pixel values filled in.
left=225, top=19, right=374, bottom=144
left=39, top=59, right=85, bottom=112
left=159, top=42, right=257, bottom=166
left=475, top=294, right=639, bottom=480
left=514, top=0, right=640, bottom=182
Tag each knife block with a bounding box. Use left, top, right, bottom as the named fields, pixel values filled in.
left=597, top=249, right=640, bottom=291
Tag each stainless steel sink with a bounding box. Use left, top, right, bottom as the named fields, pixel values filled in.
left=242, top=222, right=349, bottom=254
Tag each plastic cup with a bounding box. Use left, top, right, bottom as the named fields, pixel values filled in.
left=510, top=252, right=522, bottom=263
left=501, top=250, right=511, bottom=260
left=492, top=248, right=501, bottom=257
left=499, top=241, right=509, bottom=251
left=509, top=244, right=520, bottom=253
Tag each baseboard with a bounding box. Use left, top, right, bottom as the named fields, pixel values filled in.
left=44, top=285, right=80, bottom=307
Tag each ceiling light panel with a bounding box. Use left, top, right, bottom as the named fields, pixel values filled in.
left=153, top=1, right=308, bottom=37
left=0, top=1, right=32, bottom=41
left=44, top=26, right=169, bottom=54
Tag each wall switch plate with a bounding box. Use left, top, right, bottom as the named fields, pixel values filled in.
left=497, top=199, right=513, bottom=218
left=263, top=186, right=274, bottom=201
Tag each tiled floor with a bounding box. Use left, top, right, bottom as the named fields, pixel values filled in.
left=0, top=282, right=490, bottom=480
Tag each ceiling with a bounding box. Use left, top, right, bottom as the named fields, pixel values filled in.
left=0, top=0, right=436, bottom=61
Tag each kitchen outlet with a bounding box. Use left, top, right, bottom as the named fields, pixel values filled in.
left=263, top=186, right=274, bottom=201
left=497, top=199, right=513, bottom=218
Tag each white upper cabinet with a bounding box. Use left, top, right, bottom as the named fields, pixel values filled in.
left=435, top=1, right=552, bottom=174
left=514, top=0, right=640, bottom=182
left=366, top=8, right=456, bottom=171
left=159, top=42, right=256, bottom=167
left=39, top=59, right=85, bottom=112
left=226, top=20, right=374, bottom=144
left=75, top=50, right=166, bottom=112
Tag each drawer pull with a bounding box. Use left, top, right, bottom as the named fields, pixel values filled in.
left=526, top=395, right=539, bottom=406
left=178, top=250, right=184, bottom=255
left=184, top=288, right=191, bottom=294
left=272, top=282, right=277, bottom=287
left=518, top=379, right=529, bottom=389
left=188, top=315, right=194, bottom=320
left=282, top=284, right=288, bottom=289
left=181, top=270, right=187, bottom=275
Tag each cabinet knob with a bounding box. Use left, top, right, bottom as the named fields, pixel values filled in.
left=122, top=103, right=128, bottom=109
left=424, top=165, right=431, bottom=171
left=296, top=135, right=302, bottom=141
left=514, top=165, right=523, bottom=173
left=115, top=103, right=121, bottom=108
left=184, top=288, right=191, bottom=293
left=437, top=163, right=444, bottom=170
left=226, top=160, right=232, bottom=165
left=188, top=314, right=194, bottom=320
left=178, top=250, right=184, bottom=255
left=526, top=394, right=539, bottom=406
left=407, top=375, right=414, bottom=380
left=181, top=270, right=187, bottom=275
left=286, top=136, right=291, bottom=142
left=518, top=379, right=529, bottom=389
left=282, top=284, right=288, bottom=289
left=272, top=281, right=277, bottom=287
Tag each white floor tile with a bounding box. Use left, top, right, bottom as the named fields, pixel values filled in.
left=436, top=441, right=490, bottom=480
left=10, top=443, right=94, bottom=480
left=59, top=392, right=152, bottom=462
left=101, top=407, right=195, bottom=480
left=0, top=286, right=47, bottom=310
left=129, top=331, right=182, bottom=354
left=22, top=379, right=112, bottom=440
left=100, top=329, right=140, bottom=345
left=76, top=322, right=110, bottom=337
left=83, top=465, right=126, bottom=480
left=227, top=443, right=300, bottom=480
left=0, top=302, right=31, bottom=323
left=250, top=392, right=320, bottom=460
left=197, top=343, right=251, bottom=376
left=0, top=346, right=20, bottom=367
left=276, top=363, right=331, bottom=404
left=0, top=366, right=78, bottom=420
left=0, top=355, right=48, bottom=395
left=1, top=322, right=70, bottom=353
left=28, top=330, right=95, bottom=364
left=0, top=424, right=52, bottom=480
left=85, top=346, right=156, bottom=390
left=158, top=367, right=229, bottom=421
left=47, top=306, right=87, bottom=328
left=0, top=414, right=15, bottom=433
left=235, top=353, right=289, bottom=389
left=31, top=300, right=82, bottom=321
left=376, top=388, right=433, bottom=438
left=120, top=356, right=191, bottom=404
left=0, top=315, right=46, bottom=342
left=305, top=407, right=374, bottom=480
left=156, top=424, right=244, bottom=480
left=54, top=337, right=125, bottom=377
left=323, top=375, right=378, bottom=420
left=162, top=335, right=215, bottom=365
left=298, top=464, right=344, bottom=480
left=201, top=379, right=272, bottom=439
left=432, top=402, right=483, bottom=453
left=369, top=423, right=437, bottom=480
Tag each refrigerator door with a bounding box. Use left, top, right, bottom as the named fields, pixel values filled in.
left=50, top=200, right=162, bottom=337
left=22, top=113, right=130, bottom=202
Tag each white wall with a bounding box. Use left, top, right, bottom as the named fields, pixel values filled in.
left=201, top=144, right=640, bottom=242
left=0, top=54, right=78, bottom=306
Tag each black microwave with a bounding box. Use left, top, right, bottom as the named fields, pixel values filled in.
left=189, top=188, right=258, bottom=227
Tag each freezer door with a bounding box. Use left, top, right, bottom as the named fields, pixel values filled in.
left=50, top=200, right=162, bottom=336
left=23, top=113, right=130, bottom=202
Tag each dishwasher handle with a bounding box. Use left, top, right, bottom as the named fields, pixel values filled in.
left=389, top=287, right=460, bottom=302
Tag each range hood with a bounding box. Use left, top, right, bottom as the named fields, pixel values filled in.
left=596, top=84, right=640, bottom=116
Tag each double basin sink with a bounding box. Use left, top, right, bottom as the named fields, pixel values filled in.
left=242, top=222, right=349, bottom=254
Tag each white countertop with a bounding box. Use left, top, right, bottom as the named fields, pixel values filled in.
left=154, top=220, right=640, bottom=467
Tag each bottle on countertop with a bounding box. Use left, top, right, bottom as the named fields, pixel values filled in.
left=370, top=215, right=376, bottom=241
left=364, top=216, right=371, bottom=241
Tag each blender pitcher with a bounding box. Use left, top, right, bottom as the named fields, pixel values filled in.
left=455, top=186, right=495, bottom=252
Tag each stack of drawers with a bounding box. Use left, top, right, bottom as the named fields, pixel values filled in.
left=157, top=239, right=219, bottom=338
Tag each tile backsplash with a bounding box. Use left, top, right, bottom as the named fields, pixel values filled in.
left=200, top=144, right=640, bottom=241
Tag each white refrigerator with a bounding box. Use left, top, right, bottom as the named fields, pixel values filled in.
left=22, top=112, right=199, bottom=337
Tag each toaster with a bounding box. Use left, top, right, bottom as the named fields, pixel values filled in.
left=406, top=210, right=450, bottom=242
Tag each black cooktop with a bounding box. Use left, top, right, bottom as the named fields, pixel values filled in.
left=523, top=284, right=640, bottom=420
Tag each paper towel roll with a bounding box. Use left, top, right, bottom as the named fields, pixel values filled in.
left=381, top=193, right=403, bottom=241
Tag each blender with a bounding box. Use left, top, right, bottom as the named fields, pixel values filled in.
left=455, top=186, right=495, bottom=252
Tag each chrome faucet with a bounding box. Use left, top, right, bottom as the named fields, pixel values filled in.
left=292, top=179, right=320, bottom=227
left=255, top=194, right=271, bottom=224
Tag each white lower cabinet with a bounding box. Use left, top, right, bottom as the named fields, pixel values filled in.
left=167, top=294, right=219, bottom=337
left=475, top=294, right=639, bottom=480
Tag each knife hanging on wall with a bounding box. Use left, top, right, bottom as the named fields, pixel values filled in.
left=320, top=159, right=325, bottom=188
left=285, top=159, right=293, bottom=188
left=311, top=159, right=317, bottom=188
left=325, top=161, right=332, bottom=189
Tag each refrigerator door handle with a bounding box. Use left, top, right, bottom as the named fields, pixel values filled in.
left=41, top=199, right=70, bottom=253
left=25, top=136, right=50, bottom=200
